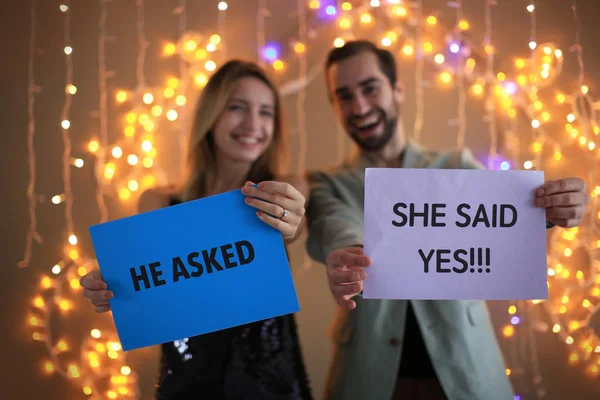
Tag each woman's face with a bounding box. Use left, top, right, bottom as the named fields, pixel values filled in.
left=212, top=76, right=276, bottom=164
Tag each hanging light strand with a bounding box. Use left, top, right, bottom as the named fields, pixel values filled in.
left=19, top=0, right=41, bottom=268
left=296, top=0, right=308, bottom=176
left=256, top=0, right=266, bottom=68
left=571, top=0, right=597, bottom=231
left=529, top=1, right=544, bottom=169
left=136, top=0, right=147, bottom=91
left=96, top=0, right=109, bottom=223
left=484, top=0, right=497, bottom=168
left=571, top=0, right=584, bottom=87
left=218, top=1, right=227, bottom=59
left=60, top=0, right=75, bottom=238
left=295, top=0, right=312, bottom=278
left=454, top=0, right=467, bottom=150
left=413, top=0, right=424, bottom=142
left=178, top=0, right=187, bottom=79
left=176, top=0, right=188, bottom=172
left=527, top=301, right=545, bottom=397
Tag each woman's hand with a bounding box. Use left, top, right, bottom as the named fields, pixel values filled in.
left=79, top=270, right=113, bottom=313
left=241, top=179, right=306, bottom=241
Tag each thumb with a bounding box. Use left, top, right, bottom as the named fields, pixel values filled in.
left=345, top=247, right=365, bottom=255
left=80, top=270, right=106, bottom=289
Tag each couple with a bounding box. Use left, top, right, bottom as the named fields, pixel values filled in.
left=80, top=40, right=589, bottom=400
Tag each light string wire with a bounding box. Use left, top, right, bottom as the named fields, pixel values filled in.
left=177, top=0, right=188, bottom=172
left=96, top=0, right=109, bottom=222
left=524, top=2, right=545, bottom=394
left=295, top=0, right=312, bottom=278
left=218, top=1, right=226, bottom=60
left=257, top=0, right=267, bottom=68
left=533, top=0, right=600, bottom=386
left=37, top=0, right=76, bottom=384
left=335, top=0, right=348, bottom=164
left=529, top=0, right=544, bottom=170
left=19, top=0, right=42, bottom=268
left=571, top=0, right=584, bottom=89
left=413, top=0, right=424, bottom=143
left=296, top=0, right=308, bottom=177
left=61, top=0, right=75, bottom=242
left=454, top=0, right=467, bottom=150
left=571, top=0, right=596, bottom=233
left=136, top=0, right=147, bottom=91
left=484, top=0, right=497, bottom=169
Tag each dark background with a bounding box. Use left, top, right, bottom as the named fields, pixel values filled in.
left=2, top=0, right=600, bottom=399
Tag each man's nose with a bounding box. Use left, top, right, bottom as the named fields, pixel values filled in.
left=351, top=95, right=370, bottom=116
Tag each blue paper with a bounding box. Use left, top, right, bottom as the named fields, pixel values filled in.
left=88, top=189, right=300, bottom=351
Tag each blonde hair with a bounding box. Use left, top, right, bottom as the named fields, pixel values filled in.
left=180, top=60, right=288, bottom=202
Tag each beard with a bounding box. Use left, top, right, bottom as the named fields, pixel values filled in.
left=346, top=105, right=398, bottom=152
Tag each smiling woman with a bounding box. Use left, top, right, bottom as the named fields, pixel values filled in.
left=212, top=78, right=276, bottom=164
left=79, top=60, right=313, bottom=400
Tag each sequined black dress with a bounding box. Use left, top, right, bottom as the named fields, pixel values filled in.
left=154, top=197, right=313, bottom=400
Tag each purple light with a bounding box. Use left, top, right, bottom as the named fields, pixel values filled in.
left=450, top=43, right=460, bottom=54
left=316, top=0, right=337, bottom=20
left=510, top=316, right=520, bottom=325
left=504, top=81, right=518, bottom=95
left=261, top=44, right=279, bottom=61
left=514, top=396, right=521, bottom=400
left=487, top=156, right=511, bottom=171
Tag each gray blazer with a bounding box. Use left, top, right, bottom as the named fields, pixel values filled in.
left=305, top=141, right=516, bottom=400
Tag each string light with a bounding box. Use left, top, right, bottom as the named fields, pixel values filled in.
left=413, top=0, right=424, bottom=142
left=27, top=2, right=140, bottom=397
left=497, top=0, right=600, bottom=386
left=296, top=0, right=308, bottom=176
left=19, top=0, right=41, bottom=268
left=136, top=0, right=147, bottom=90
left=26, top=0, right=600, bottom=393
left=217, top=1, right=227, bottom=59
left=60, top=0, right=75, bottom=248
left=96, top=0, right=109, bottom=222
left=257, top=0, right=267, bottom=68
left=484, top=0, right=497, bottom=169
left=177, top=0, right=188, bottom=173
left=453, top=0, right=467, bottom=149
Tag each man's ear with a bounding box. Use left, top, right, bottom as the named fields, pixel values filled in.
left=393, top=80, right=405, bottom=104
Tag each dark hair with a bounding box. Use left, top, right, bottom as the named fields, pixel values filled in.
left=324, top=40, right=397, bottom=89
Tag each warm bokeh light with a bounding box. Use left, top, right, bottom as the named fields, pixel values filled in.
left=24, top=3, right=600, bottom=398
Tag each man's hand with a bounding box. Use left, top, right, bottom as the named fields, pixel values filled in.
left=535, top=177, right=589, bottom=228
left=325, top=247, right=372, bottom=310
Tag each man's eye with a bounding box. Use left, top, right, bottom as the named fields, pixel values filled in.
left=364, top=86, right=376, bottom=95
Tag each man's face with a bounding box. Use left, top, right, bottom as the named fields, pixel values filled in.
left=327, top=51, right=403, bottom=152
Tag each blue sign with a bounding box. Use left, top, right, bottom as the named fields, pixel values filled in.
left=89, top=189, right=300, bottom=351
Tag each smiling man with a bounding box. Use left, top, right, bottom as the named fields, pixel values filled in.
left=305, top=40, right=589, bottom=400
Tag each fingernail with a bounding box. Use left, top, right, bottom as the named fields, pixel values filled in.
left=535, top=198, right=544, bottom=207
left=256, top=211, right=262, bottom=217
left=245, top=197, right=252, bottom=203
left=241, top=187, right=250, bottom=194
left=360, top=272, right=367, bottom=280
left=105, top=291, right=113, bottom=299
left=537, top=188, right=544, bottom=196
